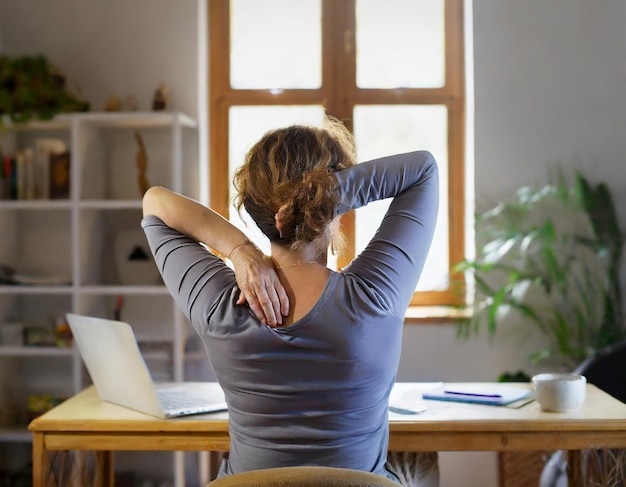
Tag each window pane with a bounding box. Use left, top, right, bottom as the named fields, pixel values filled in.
left=228, top=106, right=327, bottom=253
left=230, top=0, right=321, bottom=89
left=356, top=0, right=445, bottom=88
left=353, top=105, right=449, bottom=291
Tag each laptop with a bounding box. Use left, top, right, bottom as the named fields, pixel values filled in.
left=66, top=313, right=228, bottom=419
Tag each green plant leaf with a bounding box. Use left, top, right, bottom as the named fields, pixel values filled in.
left=458, top=168, right=626, bottom=370
left=0, top=54, right=90, bottom=127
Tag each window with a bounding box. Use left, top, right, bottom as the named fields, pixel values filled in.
left=209, top=0, right=466, bottom=310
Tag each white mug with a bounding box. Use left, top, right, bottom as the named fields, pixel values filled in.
left=532, top=373, right=587, bottom=412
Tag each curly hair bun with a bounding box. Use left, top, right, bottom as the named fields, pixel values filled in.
left=274, top=168, right=338, bottom=246
left=233, top=117, right=356, bottom=249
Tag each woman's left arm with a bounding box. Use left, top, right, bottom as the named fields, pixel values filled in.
left=142, top=186, right=289, bottom=326
left=334, top=151, right=439, bottom=315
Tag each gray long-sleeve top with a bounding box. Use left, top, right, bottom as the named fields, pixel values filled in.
left=141, top=150, right=439, bottom=477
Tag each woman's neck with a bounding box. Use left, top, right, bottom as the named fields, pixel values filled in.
left=270, top=242, right=327, bottom=270
left=270, top=241, right=332, bottom=327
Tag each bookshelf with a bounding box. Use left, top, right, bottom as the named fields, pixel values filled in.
left=0, top=111, right=203, bottom=485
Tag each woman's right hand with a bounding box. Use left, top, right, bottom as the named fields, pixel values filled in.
left=229, top=242, right=289, bottom=327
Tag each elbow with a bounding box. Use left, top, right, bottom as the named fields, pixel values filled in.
left=422, top=150, right=438, bottom=169
left=142, top=186, right=167, bottom=218
left=423, top=151, right=439, bottom=179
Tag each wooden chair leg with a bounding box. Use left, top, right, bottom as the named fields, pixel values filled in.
left=567, top=450, right=583, bottom=487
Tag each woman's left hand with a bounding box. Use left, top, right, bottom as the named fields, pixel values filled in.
left=229, top=243, right=289, bottom=327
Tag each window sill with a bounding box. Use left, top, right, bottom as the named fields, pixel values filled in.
left=403, top=306, right=470, bottom=324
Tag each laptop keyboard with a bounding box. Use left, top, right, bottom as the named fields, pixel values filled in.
left=157, top=390, right=216, bottom=410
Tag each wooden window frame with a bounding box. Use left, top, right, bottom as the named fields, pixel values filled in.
left=208, top=0, right=466, bottom=309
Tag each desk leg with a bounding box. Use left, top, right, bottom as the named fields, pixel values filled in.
left=567, top=450, right=583, bottom=487
left=94, top=451, right=114, bottom=487
left=209, top=451, right=223, bottom=480
left=31, top=432, right=47, bottom=487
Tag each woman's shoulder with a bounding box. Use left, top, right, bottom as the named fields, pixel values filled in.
left=332, top=271, right=394, bottom=316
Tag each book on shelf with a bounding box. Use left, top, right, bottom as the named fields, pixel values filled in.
left=49, top=150, right=71, bottom=199
left=0, top=139, right=69, bottom=200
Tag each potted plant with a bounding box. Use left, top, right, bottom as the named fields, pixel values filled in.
left=0, top=54, right=89, bottom=129
left=457, top=170, right=626, bottom=487
left=456, top=170, right=625, bottom=374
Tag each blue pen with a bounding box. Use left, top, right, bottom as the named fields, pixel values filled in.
left=444, top=390, right=502, bottom=398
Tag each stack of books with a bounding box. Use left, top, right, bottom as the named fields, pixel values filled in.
left=0, top=138, right=70, bottom=200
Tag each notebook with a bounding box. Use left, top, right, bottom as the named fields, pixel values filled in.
left=422, top=383, right=533, bottom=406
left=66, top=313, right=228, bottom=419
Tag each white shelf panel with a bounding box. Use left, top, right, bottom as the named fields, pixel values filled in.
left=0, top=200, right=73, bottom=210
left=79, top=285, right=168, bottom=295
left=5, top=111, right=197, bottom=131
left=0, top=346, right=75, bottom=357
left=0, top=285, right=73, bottom=295
left=2, top=117, right=71, bottom=131
left=78, top=200, right=143, bottom=209
left=141, top=350, right=172, bottom=362
left=57, top=111, right=197, bottom=129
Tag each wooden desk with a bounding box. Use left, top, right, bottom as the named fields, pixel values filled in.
left=29, top=382, right=626, bottom=487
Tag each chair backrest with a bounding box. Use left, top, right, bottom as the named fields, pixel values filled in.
left=207, top=466, right=400, bottom=487
left=575, top=338, right=626, bottom=403
left=540, top=338, right=626, bottom=487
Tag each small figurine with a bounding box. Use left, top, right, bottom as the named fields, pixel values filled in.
left=134, top=131, right=150, bottom=195
left=104, top=96, right=121, bottom=112
left=152, top=83, right=169, bottom=111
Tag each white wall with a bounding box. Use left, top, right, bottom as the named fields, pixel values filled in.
left=0, top=0, right=200, bottom=116
left=473, top=0, right=626, bottom=200
left=1, top=1, right=625, bottom=486
left=405, top=1, right=626, bottom=485
left=402, top=0, right=626, bottom=381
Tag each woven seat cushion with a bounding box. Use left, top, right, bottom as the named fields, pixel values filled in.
left=207, top=466, right=401, bottom=487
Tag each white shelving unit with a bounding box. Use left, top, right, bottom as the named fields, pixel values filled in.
left=0, top=111, right=203, bottom=486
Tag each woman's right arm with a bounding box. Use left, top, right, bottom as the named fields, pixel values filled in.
left=142, top=186, right=288, bottom=326
left=334, top=151, right=439, bottom=316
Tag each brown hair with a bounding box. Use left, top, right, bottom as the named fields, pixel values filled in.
left=233, top=117, right=356, bottom=250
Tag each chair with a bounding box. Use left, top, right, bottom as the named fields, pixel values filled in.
left=539, top=339, right=626, bottom=487
left=207, top=466, right=401, bottom=487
